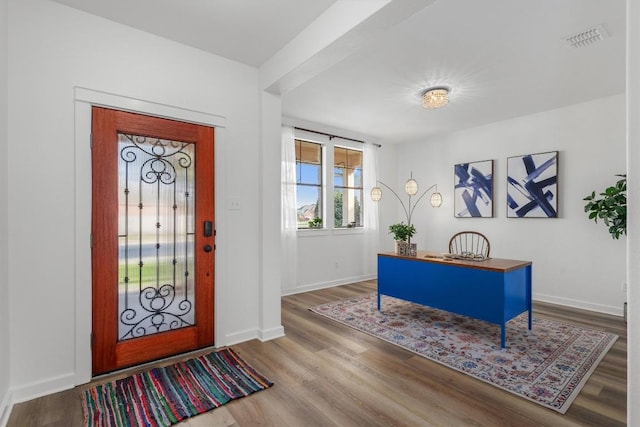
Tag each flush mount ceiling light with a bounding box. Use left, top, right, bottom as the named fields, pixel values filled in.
left=422, top=87, right=449, bottom=109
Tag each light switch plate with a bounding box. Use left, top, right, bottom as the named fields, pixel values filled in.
left=228, top=197, right=241, bottom=210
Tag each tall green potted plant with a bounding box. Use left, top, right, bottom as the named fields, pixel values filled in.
left=583, top=174, right=626, bottom=239
left=389, top=222, right=417, bottom=256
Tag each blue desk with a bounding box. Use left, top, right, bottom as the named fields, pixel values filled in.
left=377, top=252, right=532, bottom=348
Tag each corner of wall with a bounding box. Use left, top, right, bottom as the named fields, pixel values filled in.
left=259, top=91, right=284, bottom=334
left=0, top=390, right=14, bottom=427
left=0, top=0, right=11, bottom=423
left=626, top=0, right=639, bottom=425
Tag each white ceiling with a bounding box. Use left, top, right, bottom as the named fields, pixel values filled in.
left=282, top=0, right=626, bottom=143
left=51, top=0, right=626, bottom=144
left=50, top=0, right=338, bottom=67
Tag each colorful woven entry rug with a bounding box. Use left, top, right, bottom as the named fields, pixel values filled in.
left=310, top=294, right=618, bottom=414
left=82, top=348, right=273, bottom=427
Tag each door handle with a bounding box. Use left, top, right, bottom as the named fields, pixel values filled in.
left=203, top=244, right=213, bottom=252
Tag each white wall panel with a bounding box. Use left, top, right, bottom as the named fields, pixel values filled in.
left=626, top=0, right=639, bottom=423
left=0, top=0, right=11, bottom=422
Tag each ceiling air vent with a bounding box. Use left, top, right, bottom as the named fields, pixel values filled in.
left=563, top=25, right=608, bottom=48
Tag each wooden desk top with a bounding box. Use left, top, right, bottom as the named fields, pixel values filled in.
left=378, top=251, right=531, bottom=273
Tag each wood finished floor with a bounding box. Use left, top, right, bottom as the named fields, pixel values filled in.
left=8, top=280, right=627, bottom=427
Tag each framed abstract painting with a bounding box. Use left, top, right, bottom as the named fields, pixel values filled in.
left=507, top=151, right=558, bottom=218
left=454, top=160, right=493, bottom=218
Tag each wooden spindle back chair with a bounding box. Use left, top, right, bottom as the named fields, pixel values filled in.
left=448, top=231, right=490, bottom=259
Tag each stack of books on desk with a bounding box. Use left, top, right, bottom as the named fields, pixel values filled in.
left=442, top=252, right=488, bottom=261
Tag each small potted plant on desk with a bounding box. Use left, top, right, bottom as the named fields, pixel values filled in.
left=389, top=222, right=417, bottom=256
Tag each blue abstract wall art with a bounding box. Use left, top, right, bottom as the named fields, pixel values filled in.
left=507, top=151, right=558, bottom=218
left=454, top=159, right=493, bottom=218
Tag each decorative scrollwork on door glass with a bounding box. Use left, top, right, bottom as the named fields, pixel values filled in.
left=117, top=132, right=195, bottom=341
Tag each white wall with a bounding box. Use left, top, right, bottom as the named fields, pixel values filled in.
left=294, top=230, right=374, bottom=293
left=7, top=0, right=281, bottom=402
left=387, top=94, right=626, bottom=315
left=626, top=0, right=638, bottom=423
left=0, top=0, right=10, bottom=423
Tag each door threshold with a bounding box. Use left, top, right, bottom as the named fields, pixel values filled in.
left=90, top=344, right=222, bottom=383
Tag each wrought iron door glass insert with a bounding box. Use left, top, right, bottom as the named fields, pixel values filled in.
left=118, top=133, right=195, bottom=340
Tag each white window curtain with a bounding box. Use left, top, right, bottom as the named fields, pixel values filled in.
left=363, top=142, right=380, bottom=273
left=281, top=126, right=298, bottom=290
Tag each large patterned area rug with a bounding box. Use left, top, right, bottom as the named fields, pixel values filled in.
left=82, top=348, right=273, bottom=427
left=311, top=293, right=618, bottom=414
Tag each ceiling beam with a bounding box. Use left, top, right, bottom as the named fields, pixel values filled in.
left=260, top=0, right=436, bottom=95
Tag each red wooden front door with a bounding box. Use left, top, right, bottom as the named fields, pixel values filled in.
left=91, top=106, right=215, bottom=375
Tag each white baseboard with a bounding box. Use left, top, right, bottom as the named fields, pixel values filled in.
left=224, top=325, right=286, bottom=347
left=223, top=328, right=259, bottom=347
left=258, top=326, right=285, bottom=342
left=0, top=390, right=13, bottom=427
left=9, top=372, right=75, bottom=406
left=534, top=293, right=624, bottom=317
left=281, top=274, right=376, bottom=296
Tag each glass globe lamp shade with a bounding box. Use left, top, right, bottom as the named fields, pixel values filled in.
left=430, top=192, right=443, bottom=208
left=405, top=178, right=419, bottom=196
left=370, top=187, right=382, bottom=201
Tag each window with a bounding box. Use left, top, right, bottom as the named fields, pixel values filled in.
left=334, top=146, right=363, bottom=228
left=295, top=139, right=322, bottom=228
left=293, top=136, right=365, bottom=230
